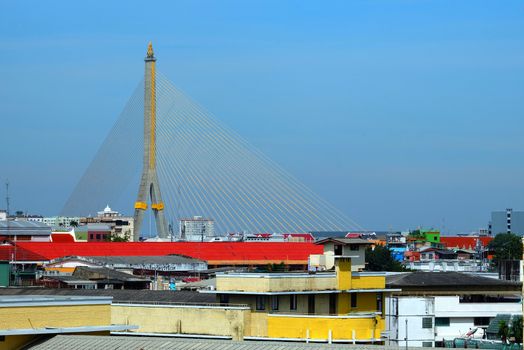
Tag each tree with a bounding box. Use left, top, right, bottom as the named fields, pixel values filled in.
left=511, top=315, right=523, bottom=344
left=498, top=320, right=510, bottom=344
left=488, top=232, right=523, bottom=267
left=69, top=220, right=78, bottom=227
left=365, top=246, right=407, bottom=272
left=104, top=232, right=130, bottom=242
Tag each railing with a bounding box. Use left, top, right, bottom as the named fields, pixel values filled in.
left=113, top=300, right=249, bottom=308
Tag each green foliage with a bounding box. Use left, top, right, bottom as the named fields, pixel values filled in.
left=488, top=232, right=523, bottom=267
left=365, top=246, right=407, bottom=272
left=499, top=320, right=510, bottom=343
left=511, top=316, right=523, bottom=344
left=104, top=231, right=130, bottom=242
left=69, top=220, right=78, bottom=227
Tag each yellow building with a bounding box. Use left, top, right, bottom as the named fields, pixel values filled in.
left=204, top=256, right=399, bottom=343
left=0, top=295, right=135, bottom=350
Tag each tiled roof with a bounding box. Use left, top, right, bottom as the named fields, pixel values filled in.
left=440, top=236, right=492, bottom=249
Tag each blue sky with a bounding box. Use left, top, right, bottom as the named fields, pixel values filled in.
left=0, top=1, right=523, bottom=233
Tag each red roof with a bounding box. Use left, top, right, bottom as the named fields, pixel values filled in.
left=0, top=244, right=49, bottom=261
left=440, top=236, right=492, bottom=250
left=13, top=242, right=323, bottom=265
left=50, top=233, right=75, bottom=243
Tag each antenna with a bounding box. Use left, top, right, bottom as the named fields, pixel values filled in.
left=5, top=180, right=9, bottom=217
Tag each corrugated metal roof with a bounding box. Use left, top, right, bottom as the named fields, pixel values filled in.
left=0, top=288, right=217, bottom=303
left=12, top=242, right=323, bottom=264
left=0, top=220, right=51, bottom=235
left=28, top=334, right=436, bottom=350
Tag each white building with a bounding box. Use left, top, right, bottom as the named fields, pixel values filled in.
left=387, top=295, right=521, bottom=347
left=80, top=205, right=134, bottom=241
left=386, top=272, right=522, bottom=347
left=179, top=216, right=214, bottom=241
left=43, top=216, right=81, bottom=228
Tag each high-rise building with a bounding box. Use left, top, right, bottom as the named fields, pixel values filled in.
left=488, top=208, right=524, bottom=235
left=179, top=216, right=215, bottom=241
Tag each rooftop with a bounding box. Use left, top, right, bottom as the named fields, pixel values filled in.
left=0, top=220, right=51, bottom=235
left=315, top=237, right=371, bottom=245
left=0, top=288, right=216, bottom=303
left=0, top=294, right=112, bottom=307
left=28, top=334, right=426, bottom=350
left=386, top=271, right=521, bottom=293
left=7, top=242, right=323, bottom=264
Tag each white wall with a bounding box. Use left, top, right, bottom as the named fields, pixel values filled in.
left=434, top=296, right=521, bottom=341
left=386, top=296, right=435, bottom=347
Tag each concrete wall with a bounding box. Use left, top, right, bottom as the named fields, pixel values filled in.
left=386, top=296, right=435, bottom=347
left=112, top=304, right=251, bottom=340
left=0, top=304, right=110, bottom=329
left=267, top=314, right=384, bottom=341
left=217, top=274, right=336, bottom=292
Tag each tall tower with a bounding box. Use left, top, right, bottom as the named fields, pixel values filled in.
left=133, top=42, right=168, bottom=240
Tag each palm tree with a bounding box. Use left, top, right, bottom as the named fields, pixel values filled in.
left=498, top=320, right=510, bottom=344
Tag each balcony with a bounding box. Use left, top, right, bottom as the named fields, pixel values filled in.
left=266, top=313, right=384, bottom=342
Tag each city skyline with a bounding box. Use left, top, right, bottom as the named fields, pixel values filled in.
left=1, top=1, right=523, bottom=233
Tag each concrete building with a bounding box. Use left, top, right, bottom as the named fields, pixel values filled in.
left=0, top=221, right=51, bottom=242
left=43, top=216, right=80, bottom=228
left=80, top=205, right=134, bottom=241
left=0, top=295, right=135, bottom=349
left=385, top=271, right=521, bottom=347
left=489, top=208, right=524, bottom=235
left=202, top=257, right=398, bottom=343
left=310, top=237, right=372, bottom=271
left=179, top=216, right=215, bottom=241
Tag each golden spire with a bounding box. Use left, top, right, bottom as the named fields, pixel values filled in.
left=147, top=41, right=154, bottom=58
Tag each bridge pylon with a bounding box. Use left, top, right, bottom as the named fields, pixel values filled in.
left=133, top=42, right=168, bottom=240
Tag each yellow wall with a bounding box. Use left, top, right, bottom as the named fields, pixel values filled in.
left=249, top=312, right=268, bottom=337
left=335, top=257, right=351, bottom=290
left=217, top=275, right=336, bottom=293
left=0, top=305, right=110, bottom=329
left=0, top=335, right=35, bottom=350
left=352, top=293, right=378, bottom=313
left=112, top=305, right=250, bottom=340
left=267, top=315, right=384, bottom=340
left=351, top=275, right=385, bottom=289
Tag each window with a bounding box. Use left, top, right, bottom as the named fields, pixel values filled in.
left=474, top=317, right=491, bottom=326
left=219, top=294, right=229, bottom=304
left=334, top=245, right=343, bottom=255
left=256, top=296, right=265, bottom=311
left=290, top=295, right=297, bottom=311
left=271, top=296, right=279, bottom=311
left=349, top=244, right=359, bottom=251
left=376, top=293, right=383, bottom=313
left=329, top=294, right=337, bottom=314
left=435, top=317, right=450, bottom=327
left=422, top=342, right=433, bottom=347
left=422, top=317, right=433, bottom=329
left=351, top=293, right=357, bottom=308
left=308, top=295, right=315, bottom=314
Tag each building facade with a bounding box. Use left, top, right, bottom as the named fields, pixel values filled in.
left=179, top=216, right=215, bottom=241
left=204, top=257, right=397, bottom=343
left=489, top=208, right=524, bottom=235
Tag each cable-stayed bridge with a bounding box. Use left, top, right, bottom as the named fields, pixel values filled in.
left=62, top=50, right=362, bottom=236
